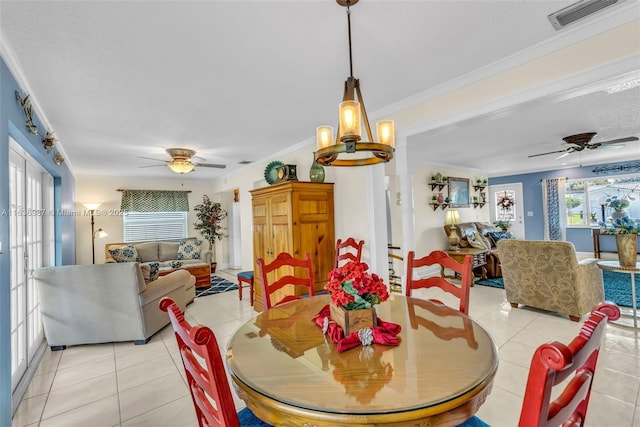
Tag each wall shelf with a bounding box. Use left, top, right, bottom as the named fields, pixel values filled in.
left=473, top=184, right=486, bottom=192
left=472, top=202, right=486, bottom=208
left=429, top=182, right=447, bottom=191
left=429, top=202, right=450, bottom=211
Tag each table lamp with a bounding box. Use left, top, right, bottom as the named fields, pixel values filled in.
left=445, top=210, right=461, bottom=251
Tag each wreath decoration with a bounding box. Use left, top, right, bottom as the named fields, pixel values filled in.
left=499, top=194, right=515, bottom=210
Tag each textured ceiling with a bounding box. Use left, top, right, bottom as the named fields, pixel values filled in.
left=1, top=0, right=639, bottom=180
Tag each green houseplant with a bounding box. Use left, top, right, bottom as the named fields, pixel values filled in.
left=193, top=195, right=228, bottom=271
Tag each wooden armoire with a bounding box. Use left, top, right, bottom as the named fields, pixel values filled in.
left=250, top=182, right=335, bottom=312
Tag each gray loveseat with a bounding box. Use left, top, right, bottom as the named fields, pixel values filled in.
left=34, top=262, right=196, bottom=350
left=104, top=237, right=212, bottom=268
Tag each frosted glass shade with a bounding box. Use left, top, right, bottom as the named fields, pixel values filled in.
left=376, top=120, right=395, bottom=148
left=316, top=126, right=334, bottom=150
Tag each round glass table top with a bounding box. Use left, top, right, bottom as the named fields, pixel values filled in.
left=226, top=295, right=498, bottom=415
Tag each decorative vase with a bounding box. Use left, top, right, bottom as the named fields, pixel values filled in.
left=329, top=304, right=377, bottom=336
left=437, top=192, right=444, bottom=203
left=615, top=234, right=638, bottom=267
left=309, top=154, right=325, bottom=183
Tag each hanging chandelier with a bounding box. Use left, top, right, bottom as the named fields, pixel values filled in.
left=315, top=0, right=395, bottom=167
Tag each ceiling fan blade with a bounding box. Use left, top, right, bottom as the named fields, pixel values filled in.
left=138, top=156, right=169, bottom=163
left=195, top=163, right=226, bottom=169
left=556, top=151, right=571, bottom=159
left=597, top=136, right=639, bottom=145
left=138, top=164, right=167, bottom=168
left=528, top=149, right=570, bottom=158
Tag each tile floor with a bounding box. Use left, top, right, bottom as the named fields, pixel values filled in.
left=11, top=269, right=640, bottom=427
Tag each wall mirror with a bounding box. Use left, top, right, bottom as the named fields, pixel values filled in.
left=448, top=177, right=470, bottom=207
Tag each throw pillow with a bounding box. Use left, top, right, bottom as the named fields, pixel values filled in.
left=467, top=231, right=489, bottom=250
left=148, top=262, right=160, bottom=281
left=108, top=244, right=141, bottom=263
left=487, top=231, right=515, bottom=246
left=140, top=263, right=151, bottom=283
left=176, top=239, right=202, bottom=260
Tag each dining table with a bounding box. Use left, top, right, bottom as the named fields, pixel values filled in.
left=226, top=294, right=498, bottom=426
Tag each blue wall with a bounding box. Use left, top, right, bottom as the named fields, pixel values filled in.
left=489, top=159, right=640, bottom=253
left=1, top=57, right=76, bottom=424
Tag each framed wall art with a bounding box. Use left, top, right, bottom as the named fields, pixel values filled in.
left=448, top=177, right=470, bottom=207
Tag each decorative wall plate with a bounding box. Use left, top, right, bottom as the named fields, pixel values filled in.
left=264, top=160, right=284, bottom=185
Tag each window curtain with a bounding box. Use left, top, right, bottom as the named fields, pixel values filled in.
left=120, top=190, right=189, bottom=212
left=542, top=178, right=566, bottom=241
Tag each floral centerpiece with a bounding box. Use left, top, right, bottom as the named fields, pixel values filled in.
left=598, top=217, right=639, bottom=235
left=325, top=261, right=390, bottom=335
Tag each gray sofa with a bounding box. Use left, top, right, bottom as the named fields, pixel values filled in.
left=34, top=262, right=196, bottom=350
left=104, top=237, right=212, bottom=268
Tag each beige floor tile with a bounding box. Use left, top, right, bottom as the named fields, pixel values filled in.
left=41, top=373, right=118, bottom=420
left=585, top=392, right=636, bottom=426
left=51, top=353, right=116, bottom=390
left=120, top=395, right=197, bottom=427
left=118, top=371, right=188, bottom=422
left=633, top=406, right=640, bottom=427
left=475, top=315, right=525, bottom=341
left=599, top=347, right=640, bottom=378
left=39, top=395, right=120, bottom=427
left=475, top=385, right=522, bottom=427
left=34, top=349, right=62, bottom=376
left=11, top=394, right=47, bottom=427
left=593, top=367, right=640, bottom=405
left=497, top=340, right=537, bottom=369
left=57, top=343, right=115, bottom=370
left=23, top=371, right=55, bottom=398
left=492, top=360, right=529, bottom=398
left=117, top=353, right=181, bottom=392
left=114, top=338, right=168, bottom=370
left=509, top=314, right=583, bottom=348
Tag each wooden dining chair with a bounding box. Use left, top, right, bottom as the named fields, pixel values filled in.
left=405, top=250, right=473, bottom=314
left=257, top=252, right=315, bottom=309
left=456, top=302, right=620, bottom=427
left=334, top=237, right=364, bottom=268
left=158, top=297, right=271, bottom=427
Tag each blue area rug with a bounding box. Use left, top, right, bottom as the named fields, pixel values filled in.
left=475, top=271, right=640, bottom=309
left=195, top=276, right=238, bottom=298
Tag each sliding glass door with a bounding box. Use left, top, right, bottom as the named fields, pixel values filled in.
left=9, top=137, right=54, bottom=392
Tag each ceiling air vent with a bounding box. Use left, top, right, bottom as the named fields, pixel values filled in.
left=548, top=0, right=626, bottom=30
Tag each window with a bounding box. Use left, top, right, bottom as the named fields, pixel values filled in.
left=123, top=211, right=187, bottom=242
left=565, top=175, right=640, bottom=226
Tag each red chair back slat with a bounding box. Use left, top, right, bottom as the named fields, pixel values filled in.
left=257, top=252, right=315, bottom=309
left=405, top=250, right=473, bottom=314
left=159, top=298, right=240, bottom=427
left=519, top=302, right=620, bottom=427
left=334, top=238, right=364, bottom=269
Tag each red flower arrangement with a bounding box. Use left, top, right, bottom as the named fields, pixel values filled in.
left=325, top=261, right=390, bottom=310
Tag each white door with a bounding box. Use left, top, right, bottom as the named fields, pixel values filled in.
left=9, top=138, right=53, bottom=392
left=489, top=183, right=525, bottom=239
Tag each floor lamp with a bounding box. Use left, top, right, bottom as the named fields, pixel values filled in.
left=83, top=203, right=108, bottom=264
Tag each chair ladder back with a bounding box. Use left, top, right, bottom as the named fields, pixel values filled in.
left=159, top=298, right=240, bottom=427
left=405, top=250, right=473, bottom=314
left=257, top=252, right=315, bottom=309
left=334, top=238, right=365, bottom=269
left=519, top=302, right=620, bottom=427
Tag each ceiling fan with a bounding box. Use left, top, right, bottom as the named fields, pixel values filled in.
left=138, top=148, right=226, bottom=174
left=528, top=132, right=639, bottom=159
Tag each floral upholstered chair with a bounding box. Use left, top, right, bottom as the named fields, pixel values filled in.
left=497, top=240, right=604, bottom=321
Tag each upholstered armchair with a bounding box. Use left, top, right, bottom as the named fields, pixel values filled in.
left=497, top=240, right=604, bottom=321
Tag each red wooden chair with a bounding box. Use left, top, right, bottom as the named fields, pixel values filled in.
left=158, top=297, right=270, bottom=427
left=334, top=237, right=364, bottom=269
left=256, top=252, right=315, bottom=309
left=518, top=301, right=620, bottom=426
left=405, top=250, right=473, bottom=314
left=456, top=302, right=620, bottom=427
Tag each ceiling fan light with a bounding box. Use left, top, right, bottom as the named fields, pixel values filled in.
left=168, top=160, right=194, bottom=174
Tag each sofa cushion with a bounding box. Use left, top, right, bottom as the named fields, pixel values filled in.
left=467, top=231, right=490, bottom=250
left=487, top=231, right=515, bottom=246
left=140, top=262, right=160, bottom=283
left=135, top=242, right=159, bottom=263
left=108, top=244, right=141, bottom=263
left=176, top=239, right=203, bottom=260
left=158, top=242, right=179, bottom=262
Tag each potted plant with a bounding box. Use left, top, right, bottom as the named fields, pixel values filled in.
left=193, top=195, right=228, bottom=273
left=493, top=220, right=511, bottom=231
left=431, top=194, right=437, bottom=203
left=597, top=217, right=639, bottom=266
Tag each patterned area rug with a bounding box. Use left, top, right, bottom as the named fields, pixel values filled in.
left=195, top=276, right=238, bottom=298
left=475, top=271, right=640, bottom=308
